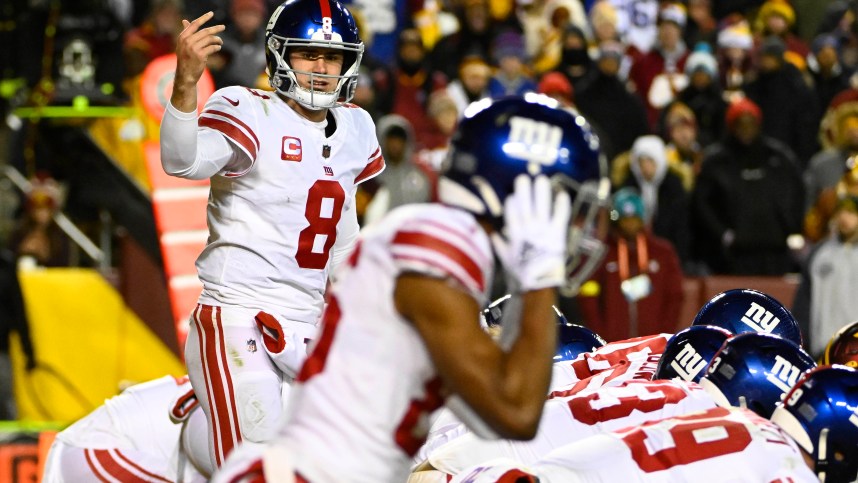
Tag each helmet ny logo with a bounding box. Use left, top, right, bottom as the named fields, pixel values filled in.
left=741, top=302, right=780, bottom=333
left=670, top=344, right=707, bottom=381
left=506, top=116, right=563, bottom=174
left=768, top=355, right=801, bottom=394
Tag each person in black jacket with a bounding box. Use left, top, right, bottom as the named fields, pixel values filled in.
left=0, top=248, right=36, bottom=420
left=692, top=98, right=804, bottom=275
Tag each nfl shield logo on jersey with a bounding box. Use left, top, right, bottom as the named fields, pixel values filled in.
left=247, top=339, right=257, bottom=353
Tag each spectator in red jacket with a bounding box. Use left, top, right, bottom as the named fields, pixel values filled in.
left=577, top=188, right=685, bottom=341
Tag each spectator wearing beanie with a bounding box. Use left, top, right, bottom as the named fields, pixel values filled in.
left=716, top=17, right=754, bottom=98
left=743, top=35, right=819, bottom=168
left=488, top=31, right=538, bottom=97
left=808, top=33, right=852, bottom=127
left=678, top=44, right=727, bottom=147
left=577, top=187, right=685, bottom=341
left=753, top=0, right=810, bottom=67
left=691, top=97, right=804, bottom=275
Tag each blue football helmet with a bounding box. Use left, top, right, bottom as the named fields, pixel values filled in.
left=771, top=365, right=858, bottom=483
left=440, top=95, right=611, bottom=296
left=556, top=318, right=607, bottom=362
left=265, top=0, right=364, bottom=109
left=654, top=325, right=733, bottom=383
left=481, top=294, right=605, bottom=361
left=692, top=289, right=803, bottom=346
left=700, top=332, right=816, bottom=418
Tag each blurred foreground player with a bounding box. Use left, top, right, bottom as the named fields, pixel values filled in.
left=213, top=95, right=611, bottom=482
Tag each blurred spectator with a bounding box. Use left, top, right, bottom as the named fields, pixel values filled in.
left=711, top=1, right=765, bottom=22
left=352, top=66, right=381, bottom=120
left=446, top=56, right=492, bottom=116
left=628, top=2, right=690, bottom=129
left=613, top=135, right=691, bottom=266
left=815, top=0, right=858, bottom=70
left=429, top=0, right=501, bottom=79
left=716, top=17, right=754, bottom=98
left=416, top=90, right=459, bottom=170
left=0, top=247, right=36, bottom=420
left=808, top=34, right=852, bottom=127
left=805, top=93, right=858, bottom=214
left=575, top=41, right=650, bottom=162
left=487, top=30, right=537, bottom=97
left=362, top=115, right=435, bottom=225
left=537, top=71, right=574, bottom=106
left=604, top=0, right=660, bottom=55
left=123, top=0, right=184, bottom=78
left=208, top=0, right=268, bottom=89
left=793, top=194, right=858, bottom=358
left=8, top=178, right=71, bottom=268
left=588, top=0, right=620, bottom=47
left=577, top=188, right=684, bottom=341
left=529, top=0, right=590, bottom=74
left=684, top=0, right=718, bottom=49
left=678, top=45, right=727, bottom=147
left=554, top=25, right=596, bottom=90
left=661, top=101, right=704, bottom=190
left=377, top=28, right=448, bottom=150
left=691, top=98, right=804, bottom=275
left=805, top=156, right=858, bottom=243
left=743, top=35, right=818, bottom=167
left=752, top=0, right=810, bottom=68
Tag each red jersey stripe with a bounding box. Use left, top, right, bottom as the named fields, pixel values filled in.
left=202, top=109, right=260, bottom=149
left=418, top=219, right=489, bottom=266
left=200, top=117, right=258, bottom=160
left=355, top=155, right=385, bottom=184
left=392, top=231, right=485, bottom=291
left=87, top=449, right=151, bottom=483
left=393, top=253, right=480, bottom=296
left=115, top=450, right=173, bottom=482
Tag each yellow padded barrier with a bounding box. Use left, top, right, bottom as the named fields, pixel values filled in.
left=9, top=268, right=185, bottom=424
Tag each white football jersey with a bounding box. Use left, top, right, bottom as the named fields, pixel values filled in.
left=452, top=407, right=818, bottom=483
left=277, top=204, right=494, bottom=483
left=195, top=86, right=383, bottom=324
left=55, top=376, right=193, bottom=465
left=428, top=380, right=716, bottom=475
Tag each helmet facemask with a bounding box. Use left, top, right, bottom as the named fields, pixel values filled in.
left=266, top=34, right=363, bottom=110
left=555, top=174, right=611, bottom=297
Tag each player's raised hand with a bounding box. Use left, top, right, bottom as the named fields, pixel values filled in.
left=171, top=12, right=224, bottom=111
left=495, top=174, right=571, bottom=292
